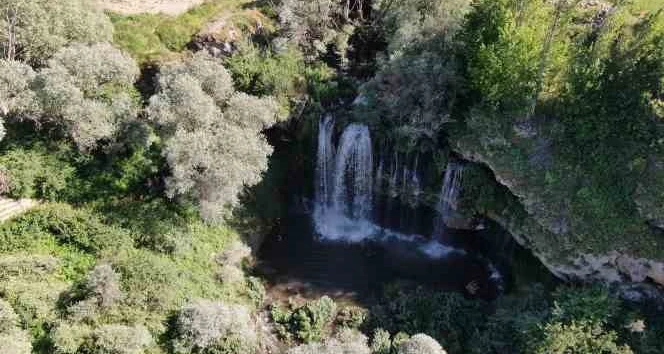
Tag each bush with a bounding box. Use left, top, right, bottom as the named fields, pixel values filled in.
left=246, top=277, right=266, bottom=307
left=148, top=52, right=279, bottom=222
left=0, top=147, right=74, bottom=200
left=31, top=43, right=140, bottom=152
left=371, top=328, right=392, bottom=354
left=0, top=254, right=58, bottom=281
left=112, top=249, right=180, bottom=312
left=215, top=240, right=251, bottom=267
left=277, top=0, right=348, bottom=59
left=0, top=299, right=19, bottom=332
left=271, top=296, right=338, bottom=343
left=336, top=306, right=368, bottom=329
left=551, top=286, right=621, bottom=324
left=217, top=265, right=245, bottom=285
left=47, top=43, right=140, bottom=99
left=0, top=0, right=113, bottom=64
left=172, top=299, right=258, bottom=354
left=50, top=323, right=92, bottom=354
left=0, top=330, right=32, bottom=354
left=0, top=299, right=31, bottom=354
left=0, top=60, right=38, bottom=118
left=81, top=324, right=152, bottom=354
left=528, top=321, right=633, bottom=354
left=370, top=285, right=486, bottom=353
left=397, top=334, right=447, bottom=354
left=287, top=328, right=371, bottom=354
left=83, top=264, right=124, bottom=308
left=225, top=41, right=307, bottom=103
left=0, top=204, right=133, bottom=255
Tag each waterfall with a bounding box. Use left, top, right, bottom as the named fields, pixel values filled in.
left=312, top=118, right=466, bottom=261
left=332, top=124, right=374, bottom=220
left=315, top=115, right=335, bottom=208
left=314, top=120, right=377, bottom=242
left=411, top=155, right=421, bottom=198
left=432, top=163, right=465, bottom=239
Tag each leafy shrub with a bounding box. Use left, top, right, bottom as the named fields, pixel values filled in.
left=287, top=328, right=371, bottom=354
left=0, top=147, right=74, bottom=200
left=373, top=0, right=470, bottom=55
left=148, top=51, right=279, bottom=222
left=551, top=286, right=621, bottom=324
left=0, top=60, right=39, bottom=118
left=83, top=264, right=124, bottom=309
left=225, top=42, right=307, bottom=102
left=47, top=43, right=140, bottom=100
left=81, top=324, right=153, bottom=354
left=215, top=241, right=251, bottom=267
left=277, top=0, right=350, bottom=60
left=217, top=265, right=245, bottom=285
left=392, top=332, right=411, bottom=349
left=172, top=299, right=258, bottom=354
left=0, top=0, right=113, bottom=64
left=0, top=330, right=32, bottom=354
left=336, top=306, right=368, bottom=329
left=397, top=334, right=447, bottom=354
left=528, top=321, right=632, bottom=354
left=0, top=299, right=19, bottom=332
left=370, top=284, right=486, bottom=353
left=112, top=249, right=180, bottom=312
left=0, top=255, right=58, bottom=281
left=469, top=285, right=549, bottom=354
left=246, top=277, right=266, bottom=307
left=0, top=299, right=31, bottom=354
left=0, top=204, right=133, bottom=255
left=370, top=328, right=392, bottom=354
left=271, top=296, right=337, bottom=343
left=50, top=323, right=92, bottom=354
left=2, top=280, right=69, bottom=331
left=31, top=43, right=140, bottom=152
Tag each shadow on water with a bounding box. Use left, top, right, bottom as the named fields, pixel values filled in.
left=257, top=212, right=506, bottom=305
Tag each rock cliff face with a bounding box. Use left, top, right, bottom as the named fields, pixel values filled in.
left=451, top=118, right=664, bottom=288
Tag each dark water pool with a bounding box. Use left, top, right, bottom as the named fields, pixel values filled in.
left=257, top=213, right=507, bottom=302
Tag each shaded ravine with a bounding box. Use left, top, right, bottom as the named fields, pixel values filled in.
left=256, top=117, right=510, bottom=303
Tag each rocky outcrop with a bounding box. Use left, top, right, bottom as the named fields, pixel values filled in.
left=188, top=10, right=270, bottom=58
left=0, top=198, right=38, bottom=222
left=452, top=116, right=664, bottom=289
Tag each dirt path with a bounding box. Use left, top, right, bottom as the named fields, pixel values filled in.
left=97, top=0, right=208, bottom=15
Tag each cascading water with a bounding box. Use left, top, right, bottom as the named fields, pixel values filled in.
left=332, top=124, right=374, bottom=220
left=316, top=115, right=336, bottom=208
left=307, top=117, right=503, bottom=293
left=432, top=163, right=465, bottom=240
left=314, top=121, right=377, bottom=242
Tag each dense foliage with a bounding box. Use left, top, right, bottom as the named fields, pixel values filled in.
left=0, top=0, right=112, bottom=64
left=1, top=0, right=663, bottom=354
left=148, top=51, right=280, bottom=222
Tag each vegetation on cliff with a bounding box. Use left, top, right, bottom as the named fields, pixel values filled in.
left=0, top=0, right=662, bottom=353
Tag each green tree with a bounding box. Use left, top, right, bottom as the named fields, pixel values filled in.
left=0, top=0, right=113, bottom=64
left=148, top=52, right=280, bottom=222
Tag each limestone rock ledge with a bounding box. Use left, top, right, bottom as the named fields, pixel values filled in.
left=452, top=136, right=664, bottom=289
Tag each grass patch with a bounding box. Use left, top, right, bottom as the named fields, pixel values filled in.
left=109, top=0, right=273, bottom=64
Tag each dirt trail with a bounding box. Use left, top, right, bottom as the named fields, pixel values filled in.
left=97, top=0, right=207, bottom=15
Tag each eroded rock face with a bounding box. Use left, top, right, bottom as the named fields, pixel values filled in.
left=488, top=203, right=664, bottom=291
left=452, top=122, right=664, bottom=290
